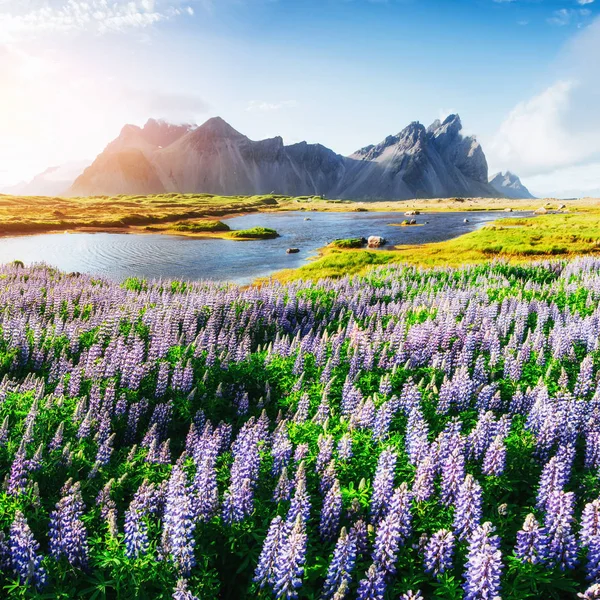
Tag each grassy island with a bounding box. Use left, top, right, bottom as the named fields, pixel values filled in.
left=228, top=226, right=279, bottom=240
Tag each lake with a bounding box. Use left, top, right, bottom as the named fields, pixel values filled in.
left=0, top=210, right=527, bottom=284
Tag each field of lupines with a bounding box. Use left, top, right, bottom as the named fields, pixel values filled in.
left=3, top=260, right=600, bottom=599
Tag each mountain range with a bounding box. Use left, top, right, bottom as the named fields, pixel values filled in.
left=4, top=115, right=535, bottom=200
left=488, top=171, right=535, bottom=199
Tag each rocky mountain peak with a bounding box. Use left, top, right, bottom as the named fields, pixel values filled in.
left=69, top=114, right=504, bottom=200
left=489, top=171, right=535, bottom=199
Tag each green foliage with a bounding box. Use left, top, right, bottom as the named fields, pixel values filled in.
left=172, top=220, right=230, bottom=233
left=228, top=227, right=279, bottom=240
left=330, top=238, right=365, bottom=249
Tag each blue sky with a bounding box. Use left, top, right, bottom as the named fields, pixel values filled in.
left=1, top=0, right=599, bottom=197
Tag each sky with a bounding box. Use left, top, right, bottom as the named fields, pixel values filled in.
left=0, top=0, right=599, bottom=198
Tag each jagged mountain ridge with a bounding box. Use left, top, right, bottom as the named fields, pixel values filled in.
left=489, top=171, right=535, bottom=199
left=70, top=115, right=501, bottom=199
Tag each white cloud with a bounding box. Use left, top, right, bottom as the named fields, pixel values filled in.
left=526, top=162, right=600, bottom=199
left=547, top=8, right=592, bottom=26
left=246, top=100, right=298, bottom=112
left=578, top=0, right=594, bottom=5
left=488, top=16, right=600, bottom=197
left=0, top=0, right=195, bottom=40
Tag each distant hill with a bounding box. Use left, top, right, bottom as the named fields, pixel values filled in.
left=3, top=161, right=91, bottom=197
left=489, top=171, right=535, bottom=199
left=69, top=114, right=501, bottom=200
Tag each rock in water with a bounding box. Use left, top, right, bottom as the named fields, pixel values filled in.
left=367, top=236, right=386, bottom=248
left=286, top=248, right=300, bottom=254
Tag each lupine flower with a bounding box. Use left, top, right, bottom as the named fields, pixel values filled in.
left=541, top=489, right=578, bottom=571
left=515, top=513, right=544, bottom=565
left=370, top=449, right=397, bottom=522
left=580, top=583, right=600, bottom=599
left=322, top=527, right=357, bottom=599
left=372, top=484, right=412, bottom=576
left=172, top=578, right=200, bottom=600
left=424, top=529, right=455, bottom=579
left=399, top=591, right=424, bottom=600
left=320, top=479, right=342, bottom=542
left=356, top=564, right=386, bottom=600
left=49, top=480, right=89, bottom=569
left=273, top=514, right=307, bottom=599
left=453, top=475, right=483, bottom=541
left=337, top=434, right=353, bottom=460
left=9, top=511, right=47, bottom=588
left=288, top=469, right=311, bottom=524
left=124, top=481, right=157, bottom=558
left=162, top=466, right=196, bottom=575
left=254, top=516, right=287, bottom=590
left=463, top=522, right=503, bottom=600
left=482, top=435, right=506, bottom=477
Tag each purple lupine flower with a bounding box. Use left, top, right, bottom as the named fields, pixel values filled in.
left=288, top=464, right=311, bottom=524
left=272, top=422, right=293, bottom=476
left=580, top=583, right=600, bottom=599
left=463, top=522, right=503, bottom=600
left=453, top=474, right=483, bottom=541
left=162, top=466, right=196, bottom=575
left=124, top=481, right=158, bottom=559
left=172, top=578, right=200, bottom=600
left=370, top=449, right=397, bottom=522
left=586, top=539, right=600, bottom=582
left=582, top=499, right=600, bottom=547
left=337, top=434, right=353, bottom=460
left=412, top=452, right=436, bottom=503
left=440, top=443, right=466, bottom=507
left=399, top=591, right=424, bottom=600
left=372, top=401, right=392, bottom=441
left=320, top=479, right=342, bottom=542
left=356, top=564, right=386, bottom=600
left=9, top=511, right=47, bottom=589
left=320, top=460, right=337, bottom=497
left=49, top=480, right=89, bottom=570
left=254, top=515, right=287, bottom=590
left=424, top=529, right=455, bottom=579
left=294, top=393, right=310, bottom=424
left=316, top=434, right=335, bottom=472
left=350, top=519, right=369, bottom=557
left=372, top=484, right=412, bottom=576
left=322, top=527, right=357, bottom=599
left=222, top=417, right=265, bottom=524
left=482, top=435, right=507, bottom=477
left=274, top=467, right=293, bottom=503
left=541, top=489, right=578, bottom=571
left=536, top=455, right=571, bottom=511
left=582, top=499, right=600, bottom=581
left=7, top=442, right=28, bottom=496
left=0, top=416, right=9, bottom=446
left=515, top=513, right=544, bottom=565
left=273, top=514, right=307, bottom=599
left=294, top=443, right=309, bottom=463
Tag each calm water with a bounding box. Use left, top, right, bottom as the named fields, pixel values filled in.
left=0, top=211, right=528, bottom=284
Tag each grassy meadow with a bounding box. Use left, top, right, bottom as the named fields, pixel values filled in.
left=274, top=209, right=600, bottom=282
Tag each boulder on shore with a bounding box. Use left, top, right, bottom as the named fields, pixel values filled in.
left=405, top=210, right=420, bottom=216
left=367, top=236, right=386, bottom=248
left=534, top=207, right=548, bottom=215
